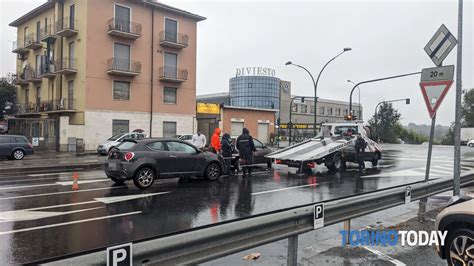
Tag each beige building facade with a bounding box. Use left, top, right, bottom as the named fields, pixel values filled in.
left=10, top=0, right=205, bottom=151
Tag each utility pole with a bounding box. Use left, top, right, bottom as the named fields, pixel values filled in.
left=453, top=0, right=463, bottom=196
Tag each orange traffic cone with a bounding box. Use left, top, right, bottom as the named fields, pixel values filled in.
left=72, top=172, right=79, bottom=190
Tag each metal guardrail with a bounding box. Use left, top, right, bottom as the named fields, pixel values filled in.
left=43, top=172, right=474, bottom=265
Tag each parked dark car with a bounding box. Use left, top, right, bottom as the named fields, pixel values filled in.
left=105, top=138, right=225, bottom=189
left=228, top=138, right=273, bottom=170
left=0, top=135, right=34, bottom=160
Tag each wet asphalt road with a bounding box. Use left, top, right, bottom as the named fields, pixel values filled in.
left=0, top=144, right=473, bottom=264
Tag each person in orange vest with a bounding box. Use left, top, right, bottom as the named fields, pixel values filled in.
left=210, top=128, right=221, bottom=153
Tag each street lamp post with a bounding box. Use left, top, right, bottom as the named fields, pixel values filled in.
left=347, top=80, right=361, bottom=119
left=286, top=47, right=351, bottom=136
left=288, top=96, right=314, bottom=145
left=349, top=71, right=421, bottom=117
left=374, top=98, right=410, bottom=141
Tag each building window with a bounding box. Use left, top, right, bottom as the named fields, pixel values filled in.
left=164, top=18, right=178, bottom=42
left=114, top=43, right=131, bottom=71
left=327, top=107, right=333, bottom=115
left=231, top=122, right=244, bottom=137
left=291, top=104, right=297, bottom=113
left=319, top=106, right=325, bottom=115
left=112, top=119, right=129, bottom=135
left=301, top=104, right=307, bottom=113
left=164, top=87, right=177, bottom=104
left=163, top=121, right=177, bottom=137
left=343, top=109, right=348, bottom=115
left=25, top=89, right=29, bottom=104
left=113, top=81, right=130, bottom=100
left=336, top=108, right=341, bottom=116
left=358, top=110, right=363, bottom=119
left=310, top=106, right=315, bottom=114
left=248, top=83, right=252, bottom=88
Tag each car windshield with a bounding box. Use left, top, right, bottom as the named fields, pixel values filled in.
left=116, top=141, right=136, bottom=150
left=108, top=134, right=125, bottom=141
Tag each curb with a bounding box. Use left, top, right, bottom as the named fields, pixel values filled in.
left=0, top=162, right=104, bottom=175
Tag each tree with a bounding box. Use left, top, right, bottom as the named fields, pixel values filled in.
left=462, top=89, right=474, bottom=127
left=441, top=123, right=455, bottom=145
left=0, top=76, right=17, bottom=120
left=369, top=102, right=401, bottom=143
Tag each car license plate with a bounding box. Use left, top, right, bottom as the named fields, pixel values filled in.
left=108, top=162, right=119, bottom=170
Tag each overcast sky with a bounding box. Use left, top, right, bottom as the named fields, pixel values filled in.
left=1, top=0, right=472, bottom=126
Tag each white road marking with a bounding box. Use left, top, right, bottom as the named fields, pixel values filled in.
left=429, top=169, right=453, bottom=175
left=362, top=169, right=441, bottom=178
left=0, top=177, right=57, bottom=184
left=363, top=246, right=406, bottom=266
left=94, top=191, right=171, bottom=204
left=0, top=183, right=57, bottom=190
left=433, top=165, right=454, bottom=171
left=55, top=179, right=109, bottom=186
left=27, top=172, right=70, bottom=177
left=252, top=184, right=317, bottom=195
left=0, top=211, right=142, bottom=235
left=0, top=186, right=125, bottom=200
left=0, top=207, right=104, bottom=223
left=82, top=160, right=99, bottom=163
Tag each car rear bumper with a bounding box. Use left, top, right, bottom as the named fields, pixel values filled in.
left=105, top=160, right=136, bottom=180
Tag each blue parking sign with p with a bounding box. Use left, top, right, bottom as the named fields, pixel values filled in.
left=107, top=243, right=132, bottom=266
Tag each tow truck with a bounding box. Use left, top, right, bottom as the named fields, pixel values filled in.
left=266, top=121, right=382, bottom=172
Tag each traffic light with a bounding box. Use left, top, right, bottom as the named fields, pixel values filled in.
left=301, top=97, right=305, bottom=103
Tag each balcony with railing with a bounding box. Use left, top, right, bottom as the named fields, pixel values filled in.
left=55, top=17, right=78, bottom=37
left=23, top=69, right=42, bottom=83
left=159, top=31, right=189, bottom=49
left=40, top=63, right=57, bottom=78
left=107, top=18, right=142, bottom=39
left=39, top=24, right=57, bottom=42
left=12, top=40, right=29, bottom=54
left=107, top=58, right=141, bottom=76
left=54, top=58, right=77, bottom=75
left=158, top=67, right=188, bottom=82
left=18, top=98, right=76, bottom=114
left=13, top=72, right=28, bottom=86
left=24, top=32, right=42, bottom=50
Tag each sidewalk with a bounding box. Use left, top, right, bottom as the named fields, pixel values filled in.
left=0, top=152, right=105, bottom=174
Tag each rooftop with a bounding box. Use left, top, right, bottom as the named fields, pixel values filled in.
left=10, top=0, right=205, bottom=27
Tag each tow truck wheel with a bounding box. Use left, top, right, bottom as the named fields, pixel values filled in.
left=326, top=154, right=344, bottom=172
left=372, top=152, right=381, bottom=167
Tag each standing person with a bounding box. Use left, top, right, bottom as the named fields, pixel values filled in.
left=221, top=133, right=233, bottom=175
left=354, top=133, right=367, bottom=171
left=236, top=128, right=256, bottom=177
left=191, top=130, right=207, bottom=149
left=210, top=128, right=221, bottom=153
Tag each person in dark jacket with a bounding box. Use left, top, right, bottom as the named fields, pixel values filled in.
left=236, top=128, right=257, bottom=177
left=221, top=133, right=234, bottom=175
left=354, top=133, right=367, bottom=171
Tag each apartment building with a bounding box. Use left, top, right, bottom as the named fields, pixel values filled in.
left=10, top=0, right=205, bottom=151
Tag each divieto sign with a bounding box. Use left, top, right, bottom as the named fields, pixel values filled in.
left=236, top=67, right=276, bottom=77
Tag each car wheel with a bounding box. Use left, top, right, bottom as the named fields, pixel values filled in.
left=133, top=167, right=155, bottom=189
left=469, top=143, right=474, bottom=147
left=445, top=228, right=474, bottom=266
left=206, top=162, right=221, bottom=181
left=12, top=149, right=25, bottom=160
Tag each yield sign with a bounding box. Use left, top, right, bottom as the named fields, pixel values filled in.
left=420, top=80, right=453, bottom=118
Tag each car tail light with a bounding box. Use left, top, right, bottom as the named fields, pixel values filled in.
left=28, top=143, right=33, bottom=149
left=124, top=152, right=135, bottom=162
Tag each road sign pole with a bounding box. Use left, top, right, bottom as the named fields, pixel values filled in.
left=453, top=0, right=463, bottom=196
left=419, top=113, right=435, bottom=222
